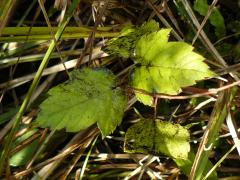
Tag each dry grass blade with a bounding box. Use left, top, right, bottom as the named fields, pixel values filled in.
left=31, top=127, right=99, bottom=180
left=0, top=0, right=17, bottom=35
left=190, top=87, right=237, bottom=180
left=38, top=0, right=70, bottom=78
left=1, top=0, right=240, bottom=179
left=179, top=1, right=228, bottom=66
left=75, top=0, right=110, bottom=68
left=226, top=112, right=240, bottom=155
left=79, top=136, right=99, bottom=180
left=146, top=0, right=183, bottom=41
left=0, top=48, right=106, bottom=90
left=203, top=144, right=237, bottom=180
left=0, top=0, right=81, bottom=175
left=124, top=155, right=160, bottom=180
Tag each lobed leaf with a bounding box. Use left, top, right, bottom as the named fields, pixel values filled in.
left=104, top=20, right=160, bottom=58
left=132, top=30, right=215, bottom=106
left=35, top=68, right=127, bottom=137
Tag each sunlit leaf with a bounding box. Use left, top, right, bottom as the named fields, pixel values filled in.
left=104, top=20, right=160, bottom=58
left=132, top=30, right=215, bottom=105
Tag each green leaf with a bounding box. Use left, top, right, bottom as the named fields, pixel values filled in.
left=132, top=30, right=215, bottom=106
left=35, top=68, right=127, bottom=137
left=124, top=119, right=190, bottom=159
left=0, top=107, right=19, bottom=125
left=10, top=129, right=39, bottom=167
left=194, top=0, right=226, bottom=37
left=10, top=140, right=39, bottom=167
left=174, top=151, right=217, bottom=180
left=124, top=119, right=218, bottom=178
left=104, top=20, right=160, bottom=58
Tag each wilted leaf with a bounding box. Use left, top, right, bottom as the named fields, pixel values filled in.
left=124, top=119, right=190, bottom=159
left=132, top=30, right=215, bottom=105
left=35, top=68, right=127, bottom=137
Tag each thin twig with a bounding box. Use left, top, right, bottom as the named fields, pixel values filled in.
left=129, top=80, right=240, bottom=100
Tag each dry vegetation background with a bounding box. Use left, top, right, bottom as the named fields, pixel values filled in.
left=0, top=0, right=240, bottom=179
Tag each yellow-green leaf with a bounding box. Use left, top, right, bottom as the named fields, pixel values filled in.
left=132, top=30, right=215, bottom=106
left=124, top=119, right=190, bottom=159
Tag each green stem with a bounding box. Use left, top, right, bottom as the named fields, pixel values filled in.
left=2, top=26, right=115, bottom=35
left=190, top=87, right=237, bottom=180
left=202, top=144, right=237, bottom=180
left=0, top=32, right=119, bottom=42
left=0, top=0, right=81, bottom=175
left=80, top=136, right=98, bottom=180
left=0, top=0, right=16, bottom=35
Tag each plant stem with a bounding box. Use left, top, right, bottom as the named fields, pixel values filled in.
left=0, top=0, right=81, bottom=175
left=189, top=87, right=237, bottom=180
left=0, top=27, right=119, bottom=42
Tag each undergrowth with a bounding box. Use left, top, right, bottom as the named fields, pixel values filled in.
left=0, top=0, right=240, bottom=179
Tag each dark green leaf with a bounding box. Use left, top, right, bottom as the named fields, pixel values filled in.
left=194, top=0, right=226, bottom=37
left=0, top=107, right=19, bottom=125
